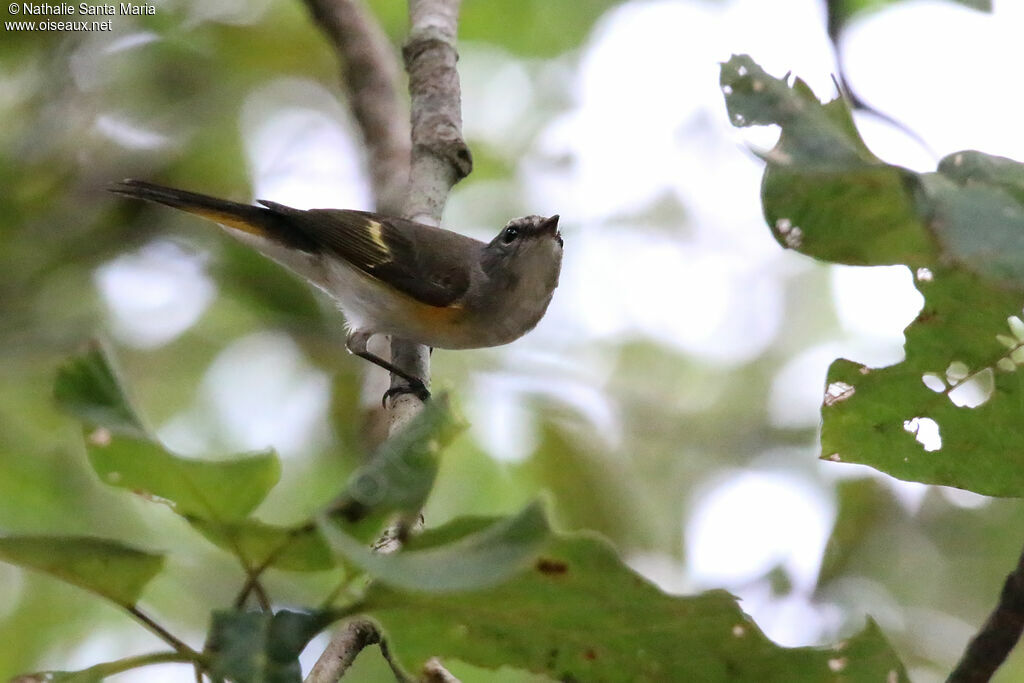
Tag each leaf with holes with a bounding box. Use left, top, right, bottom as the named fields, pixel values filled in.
left=0, top=536, right=163, bottom=607
left=724, top=56, right=1024, bottom=495
left=321, top=501, right=549, bottom=592
left=87, top=433, right=280, bottom=522
left=822, top=268, right=1024, bottom=495
left=360, top=510, right=908, bottom=681
left=206, top=609, right=332, bottom=683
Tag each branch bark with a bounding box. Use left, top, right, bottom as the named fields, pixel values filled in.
left=421, top=657, right=461, bottom=683
left=947, top=541, right=1024, bottom=682
left=304, top=619, right=411, bottom=683
left=387, top=0, right=472, bottom=424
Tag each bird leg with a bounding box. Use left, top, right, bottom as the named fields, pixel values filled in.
left=345, top=331, right=430, bottom=405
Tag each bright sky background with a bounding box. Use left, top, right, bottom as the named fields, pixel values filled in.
left=91, top=0, right=1024, bottom=675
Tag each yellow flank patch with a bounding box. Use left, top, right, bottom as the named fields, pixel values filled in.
left=188, top=208, right=266, bottom=237
left=412, top=299, right=463, bottom=321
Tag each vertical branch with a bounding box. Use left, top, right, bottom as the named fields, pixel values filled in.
left=402, top=0, right=473, bottom=223
left=387, top=0, right=472, bottom=423
left=301, top=1, right=470, bottom=680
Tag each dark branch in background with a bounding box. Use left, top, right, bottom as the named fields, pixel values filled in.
left=302, top=0, right=411, bottom=215
left=822, top=0, right=934, bottom=158
left=947, top=542, right=1024, bottom=682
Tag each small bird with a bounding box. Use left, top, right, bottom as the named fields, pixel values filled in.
left=109, top=180, right=563, bottom=401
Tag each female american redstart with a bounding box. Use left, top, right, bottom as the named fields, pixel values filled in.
left=109, top=180, right=563, bottom=400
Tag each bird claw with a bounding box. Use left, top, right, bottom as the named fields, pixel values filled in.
left=381, top=380, right=431, bottom=408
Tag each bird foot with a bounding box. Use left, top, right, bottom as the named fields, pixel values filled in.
left=382, top=380, right=431, bottom=407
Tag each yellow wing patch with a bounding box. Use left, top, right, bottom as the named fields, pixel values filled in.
left=366, top=219, right=390, bottom=255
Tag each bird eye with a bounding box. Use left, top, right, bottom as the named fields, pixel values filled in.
left=501, top=226, right=519, bottom=244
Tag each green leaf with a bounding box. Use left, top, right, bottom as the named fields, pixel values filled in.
left=927, top=153, right=1024, bottom=285
left=189, top=517, right=335, bottom=571
left=206, top=609, right=331, bottom=683
left=938, top=150, right=1024, bottom=204
left=720, top=55, right=936, bottom=267
left=321, top=501, right=549, bottom=592
left=87, top=433, right=280, bottom=522
left=821, top=267, right=1024, bottom=495
left=363, top=522, right=907, bottom=681
left=0, top=536, right=163, bottom=607
left=330, top=395, right=464, bottom=524
left=54, top=341, right=147, bottom=438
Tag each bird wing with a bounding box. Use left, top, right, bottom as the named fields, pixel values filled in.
left=258, top=201, right=474, bottom=308
left=107, top=180, right=474, bottom=309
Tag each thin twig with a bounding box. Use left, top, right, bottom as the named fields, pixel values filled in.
left=823, top=0, right=935, bottom=160
left=233, top=520, right=317, bottom=608
left=947, top=541, right=1024, bottom=682
left=125, top=606, right=200, bottom=659
left=12, top=651, right=196, bottom=683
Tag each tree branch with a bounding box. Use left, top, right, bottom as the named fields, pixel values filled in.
left=301, top=0, right=410, bottom=215
left=387, top=0, right=472, bottom=418
left=305, top=619, right=396, bottom=683
left=301, top=1, right=470, bottom=680
left=948, top=541, right=1024, bottom=682
left=422, top=657, right=461, bottom=682
left=401, top=0, right=473, bottom=224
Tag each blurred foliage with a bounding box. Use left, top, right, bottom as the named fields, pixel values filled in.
left=1, top=1, right=1023, bottom=682
left=0, top=535, right=163, bottom=608
left=13, top=329, right=907, bottom=681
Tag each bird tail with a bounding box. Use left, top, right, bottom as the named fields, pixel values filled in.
left=108, top=179, right=314, bottom=251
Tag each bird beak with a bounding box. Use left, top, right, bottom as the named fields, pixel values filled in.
left=539, top=214, right=560, bottom=237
